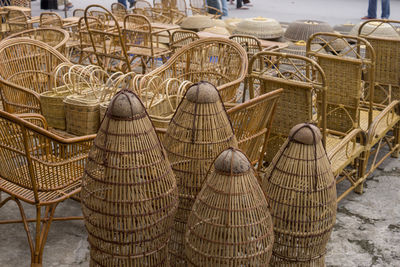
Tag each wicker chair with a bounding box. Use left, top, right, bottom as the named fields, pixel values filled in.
left=189, top=0, right=222, bottom=19
left=227, top=89, right=283, bottom=169
left=111, top=2, right=128, bottom=21
left=248, top=51, right=367, bottom=202
left=73, top=8, right=85, bottom=17
left=0, top=111, right=95, bottom=267
left=0, top=38, right=70, bottom=114
left=11, top=0, right=30, bottom=7
left=7, top=9, right=30, bottom=34
left=84, top=5, right=131, bottom=73
left=39, top=12, right=63, bottom=28
left=170, top=29, right=199, bottom=53
left=5, top=27, right=69, bottom=54
left=123, top=14, right=172, bottom=73
left=307, top=32, right=400, bottom=198
left=141, top=37, right=248, bottom=104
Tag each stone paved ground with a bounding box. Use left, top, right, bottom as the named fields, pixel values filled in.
left=1, top=0, right=399, bottom=266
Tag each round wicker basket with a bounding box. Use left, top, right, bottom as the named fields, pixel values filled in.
left=224, top=17, right=243, bottom=34
left=180, top=15, right=214, bottom=31
left=233, top=17, right=283, bottom=39
left=349, top=21, right=400, bottom=39
left=81, top=90, right=178, bottom=266
left=333, top=23, right=355, bottom=35
left=324, top=32, right=348, bottom=52
left=210, top=18, right=226, bottom=28
left=284, top=20, right=334, bottom=43
left=202, top=26, right=230, bottom=35
left=162, top=81, right=238, bottom=266
left=185, top=148, right=274, bottom=266
left=262, top=123, right=337, bottom=266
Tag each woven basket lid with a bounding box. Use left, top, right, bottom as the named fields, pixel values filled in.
left=284, top=20, right=334, bottom=43
left=163, top=81, right=238, bottom=265
left=333, top=22, right=355, bottom=35
left=180, top=15, right=214, bottom=30
left=323, top=32, right=348, bottom=52
left=349, top=21, right=400, bottom=39
left=233, top=17, right=284, bottom=40
left=224, top=17, right=243, bottom=34
left=81, top=89, right=178, bottom=266
left=202, top=26, right=230, bottom=36
left=262, top=123, right=336, bottom=265
left=185, top=148, right=274, bottom=266
left=210, top=18, right=226, bottom=28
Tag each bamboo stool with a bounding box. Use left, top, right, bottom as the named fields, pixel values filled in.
left=263, top=123, right=337, bottom=266
left=162, top=82, right=238, bottom=266
left=185, top=148, right=274, bottom=266
left=81, top=89, right=178, bottom=266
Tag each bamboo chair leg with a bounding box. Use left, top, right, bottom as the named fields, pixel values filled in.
left=391, top=122, right=400, bottom=158
left=355, top=151, right=367, bottom=195
left=242, top=76, right=248, bottom=103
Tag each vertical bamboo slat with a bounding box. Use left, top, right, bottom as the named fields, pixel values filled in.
left=81, top=89, right=178, bottom=266
left=262, top=123, right=337, bottom=266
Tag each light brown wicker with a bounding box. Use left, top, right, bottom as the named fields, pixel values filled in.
left=179, top=15, right=214, bottom=31
left=189, top=0, right=222, bottom=19
left=162, top=81, right=238, bottom=266
left=39, top=12, right=63, bottom=28
left=81, top=89, right=178, bottom=266
left=7, top=9, right=31, bottom=34
left=0, top=38, right=69, bottom=114
left=350, top=20, right=400, bottom=39
left=170, top=29, right=200, bottom=52
left=11, top=0, right=30, bottom=7
left=0, top=111, right=95, bottom=267
left=224, top=17, right=242, bottom=35
left=263, top=123, right=337, bottom=266
left=233, top=17, right=284, bottom=40
left=202, top=25, right=230, bottom=35
left=111, top=2, right=128, bottom=21
left=185, top=148, right=274, bottom=266
left=284, top=20, right=334, bottom=43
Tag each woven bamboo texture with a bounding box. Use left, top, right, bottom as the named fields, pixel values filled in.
left=162, top=81, right=238, bottom=266
left=140, top=37, right=248, bottom=104
left=5, top=27, right=70, bottom=54
left=111, top=2, right=128, bottom=21
left=0, top=38, right=69, bottom=114
left=7, top=9, right=30, bottom=34
left=263, top=123, right=337, bottom=266
left=0, top=111, right=95, bottom=266
left=39, top=12, right=63, bottom=28
left=185, top=148, right=274, bottom=266
left=81, top=89, right=178, bottom=266
left=227, top=89, right=283, bottom=168
left=11, top=0, right=30, bottom=7
left=284, top=20, right=334, bottom=43
left=170, top=30, right=200, bottom=52
left=233, top=17, right=283, bottom=40
left=189, top=0, right=222, bottom=19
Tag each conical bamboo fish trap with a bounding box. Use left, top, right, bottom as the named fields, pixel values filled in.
left=162, top=81, right=238, bottom=266
left=81, top=90, right=178, bottom=267
left=185, top=148, right=274, bottom=266
left=262, top=123, right=337, bottom=266
left=284, top=20, right=334, bottom=43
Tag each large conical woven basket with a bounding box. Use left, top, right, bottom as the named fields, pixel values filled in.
left=185, top=148, right=274, bottom=266
left=162, top=81, right=238, bottom=266
left=284, top=20, right=334, bottom=43
left=81, top=90, right=178, bottom=266
left=180, top=15, right=214, bottom=31
left=233, top=17, right=284, bottom=39
left=262, top=123, right=337, bottom=266
left=349, top=21, right=400, bottom=39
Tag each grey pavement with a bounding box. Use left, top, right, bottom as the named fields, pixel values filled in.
left=1, top=0, right=400, bottom=266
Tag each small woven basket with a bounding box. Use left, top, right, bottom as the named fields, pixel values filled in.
left=284, top=20, right=334, bottom=43
left=185, top=148, right=274, bottom=266
left=262, top=123, right=337, bottom=266
left=82, top=89, right=178, bottom=266
left=162, top=81, right=238, bottom=266
left=233, top=17, right=284, bottom=39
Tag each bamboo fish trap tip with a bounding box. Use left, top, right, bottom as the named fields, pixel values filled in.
left=288, top=123, right=322, bottom=145
left=214, top=147, right=251, bottom=174
left=106, top=89, right=144, bottom=118
left=185, top=81, right=220, bottom=103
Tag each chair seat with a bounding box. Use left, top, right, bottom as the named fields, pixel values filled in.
left=127, top=46, right=170, bottom=57
left=359, top=109, right=381, bottom=131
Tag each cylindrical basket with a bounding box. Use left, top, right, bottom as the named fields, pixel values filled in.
left=262, top=123, right=337, bottom=266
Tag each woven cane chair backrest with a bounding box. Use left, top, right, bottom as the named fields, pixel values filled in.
left=170, top=29, right=199, bottom=52
left=7, top=9, right=29, bottom=34
left=307, top=32, right=375, bottom=134
left=40, top=12, right=63, bottom=28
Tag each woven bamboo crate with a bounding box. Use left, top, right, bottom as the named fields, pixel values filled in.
left=81, top=90, right=178, bottom=266
left=185, top=148, right=274, bottom=266
left=162, top=81, right=238, bottom=266
left=262, top=123, right=337, bottom=266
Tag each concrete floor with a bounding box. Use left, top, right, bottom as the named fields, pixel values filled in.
left=1, top=0, right=399, bottom=266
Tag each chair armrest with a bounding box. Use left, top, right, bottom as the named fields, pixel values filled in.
left=16, top=113, right=48, bottom=129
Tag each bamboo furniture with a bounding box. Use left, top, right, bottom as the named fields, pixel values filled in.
left=5, top=27, right=69, bottom=54
left=185, top=148, right=274, bottom=266
left=81, top=90, right=178, bottom=266
left=357, top=20, right=400, bottom=178
left=111, top=2, right=128, bottom=21
left=189, top=0, right=222, bottom=19
left=39, top=12, right=63, bottom=28
left=0, top=111, right=95, bottom=267
left=227, top=89, right=283, bottom=168
left=162, top=82, right=238, bottom=266
left=73, top=8, right=85, bottom=17
left=123, top=14, right=172, bottom=73
left=170, top=29, right=199, bottom=52
left=307, top=32, right=400, bottom=199
left=0, top=38, right=69, bottom=114
left=84, top=5, right=132, bottom=73
left=248, top=51, right=367, bottom=202
left=284, top=19, right=334, bottom=42
left=140, top=37, right=248, bottom=104
left=233, top=17, right=284, bottom=40
left=263, top=123, right=337, bottom=266
left=7, top=9, right=30, bottom=34
left=11, top=0, right=30, bottom=7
